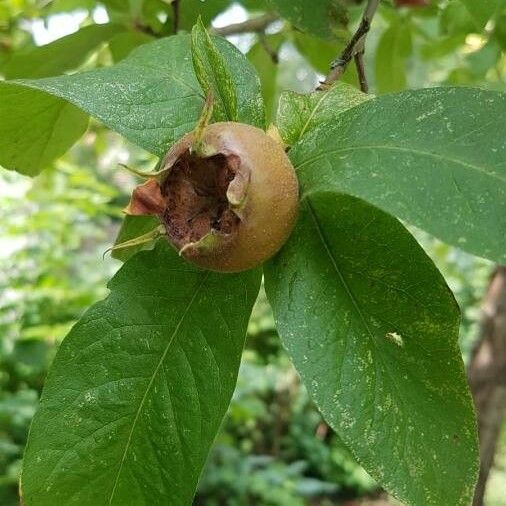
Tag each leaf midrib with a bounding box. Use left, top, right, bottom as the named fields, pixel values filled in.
left=306, top=199, right=376, bottom=342
left=295, top=144, right=506, bottom=184
left=107, top=272, right=210, bottom=505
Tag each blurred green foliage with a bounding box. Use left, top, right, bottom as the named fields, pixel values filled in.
left=0, top=0, right=504, bottom=504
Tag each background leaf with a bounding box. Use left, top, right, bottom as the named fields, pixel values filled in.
left=108, top=31, right=154, bottom=63
left=247, top=34, right=283, bottom=122
left=264, top=192, right=478, bottom=506
left=0, top=82, right=88, bottom=176
left=21, top=241, right=261, bottom=506
left=276, top=83, right=371, bottom=146
left=2, top=24, right=125, bottom=79
left=375, top=20, right=412, bottom=94
left=268, top=0, right=346, bottom=40
left=459, top=0, right=499, bottom=29
left=291, top=87, right=506, bottom=263
left=165, top=0, right=232, bottom=32
left=191, top=19, right=238, bottom=122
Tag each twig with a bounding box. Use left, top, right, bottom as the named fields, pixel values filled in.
left=172, top=0, right=181, bottom=34
left=210, top=13, right=279, bottom=37
left=354, top=51, right=368, bottom=93
left=322, top=0, right=380, bottom=88
left=259, top=33, right=279, bottom=64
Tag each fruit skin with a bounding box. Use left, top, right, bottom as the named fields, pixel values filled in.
left=159, top=122, right=299, bottom=273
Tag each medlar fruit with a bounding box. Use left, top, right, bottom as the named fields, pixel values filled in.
left=125, top=122, right=299, bottom=273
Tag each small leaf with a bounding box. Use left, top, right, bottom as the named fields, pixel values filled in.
left=375, top=20, right=412, bottom=94
left=247, top=35, right=283, bottom=122
left=277, top=82, right=371, bottom=146
left=112, top=215, right=160, bottom=262
left=264, top=192, right=478, bottom=506
left=268, top=0, right=347, bottom=39
left=21, top=241, right=261, bottom=505
left=0, top=82, right=88, bottom=176
left=2, top=24, right=125, bottom=79
left=293, top=31, right=338, bottom=74
left=108, top=31, right=154, bottom=62
left=291, top=87, right=506, bottom=263
left=191, top=18, right=238, bottom=122
left=165, top=0, right=232, bottom=32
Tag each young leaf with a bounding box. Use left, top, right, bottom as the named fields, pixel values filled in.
left=264, top=192, right=478, bottom=506
left=112, top=215, right=160, bottom=262
left=191, top=19, right=238, bottom=122
left=277, top=82, right=371, bottom=146
left=21, top=241, right=261, bottom=506
left=4, top=34, right=263, bottom=169
left=2, top=24, right=125, bottom=79
left=0, top=82, right=88, bottom=176
left=291, top=87, right=506, bottom=263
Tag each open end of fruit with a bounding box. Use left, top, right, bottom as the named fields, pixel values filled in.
left=160, top=150, right=243, bottom=251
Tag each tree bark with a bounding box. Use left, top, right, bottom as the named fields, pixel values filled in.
left=468, top=266, right=506, bottom=506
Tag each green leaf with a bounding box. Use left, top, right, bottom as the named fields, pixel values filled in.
left=247, top=35, right=283, bottom=122
left=8, top=34, right=264, bottom=162
left=21, top=240, right=261, bottom=506
left=2, top=24, right=125, bottom=79
left=191, top=19, right=238, bottom=121
left=293, top=31, right=337, bottom=74
left=277, top=83, right=371, bottom=146
left=268, top=0, right=347, bottom=39
left=0, top=82, right=88, bottom=176
left=165, top=0, right=232, bottom=32
left=112, top=215, right=160, bottom=262
left=459, top=0, right=499, bottom=28
left=264, top=192, right=478, bottom=506
left=375, top=20, right=412, bottom=94
left=291, top=87, right=506, bottom=263
left=108, top=31, right=154, bottom=62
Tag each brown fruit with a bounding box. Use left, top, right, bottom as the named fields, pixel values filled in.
left=126, top=122, right=299, bottom=273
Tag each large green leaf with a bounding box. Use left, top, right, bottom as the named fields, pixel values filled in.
left=277, top=82, right=371, bottom=146
left=2, top=24, right=125, bottom=79
left=191, top=19, right=238, bottom=121
left=291, top=87, right=506, bottom=263
left=268, top=0, right=346, bottom=39
left=22, top=241, right=261, bottom=505
left=7, top=34, right=264, bottom=164
left=0, top=82, right=88, bottom=176
left=264, top=192, right=478, bottom=506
